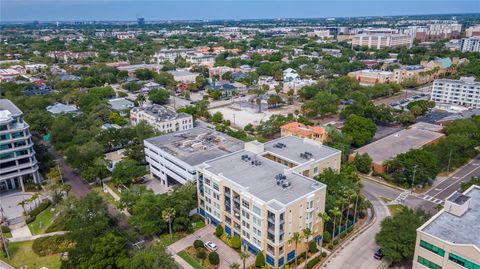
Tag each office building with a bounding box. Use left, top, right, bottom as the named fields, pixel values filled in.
left=460, top=37, right=480, bottom=52
left=0, top=99, right=40, bottom=192
left=197, top=137, right=341, bottom=268
left=349, top=122, right=444, bottom=174
left=352, top=33, right=413, bottom=49
left=144, top=126, right=244, bottom=186
left=130, top=104, right=193, bottom=132
left=280, top=122, right=327, bottom=143
left=431, top=77, right=480, bottom=109
left=347, top=69, right=393, bottom=85
left=413, top=185, right=480, bottom=269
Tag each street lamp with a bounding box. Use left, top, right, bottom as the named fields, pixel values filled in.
left=411, top=165, right=418, bottom=193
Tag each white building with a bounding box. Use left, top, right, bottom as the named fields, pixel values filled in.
left=466, top=25, right=480, bottom=37
left=0, top=99, right=40, bottom=192
left=153, top=48, right=195, bottom=63
left=460, top=37, right=480, bottom=52
left=431, top=77, right=480, bottom=109
left=144, top=126, right=244, bottom=186
left=352, top=33, right=413, bottom=49
left=130, top=104, right=193, bottom=133
left=0, top=69, right=20, bottom=82
left=168, top=70, right=199, bottom=84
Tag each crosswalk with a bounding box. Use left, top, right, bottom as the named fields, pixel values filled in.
left=392, top=191, right=410, bottom=204
left=418, top=194, right=444, bottom=205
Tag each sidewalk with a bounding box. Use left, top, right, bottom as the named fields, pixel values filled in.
left=8, top=231, right=67, bottom=243
left=360, top=174, right=406, bottom=192
left=10, top=224, right=31, bottom=238
left=103, top=185, right=131, bottom=216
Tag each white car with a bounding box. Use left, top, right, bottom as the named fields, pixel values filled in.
left=204, top=241, right=218, bottom=251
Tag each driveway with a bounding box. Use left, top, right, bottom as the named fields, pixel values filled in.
left=0, top=191, right=35, bottom=220
left=324, top=189, right=391, bottom=269
left=168, top=225, right=254, bottom=269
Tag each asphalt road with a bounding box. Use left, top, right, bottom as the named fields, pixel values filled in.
left=324, top=189, right=390, bottom=269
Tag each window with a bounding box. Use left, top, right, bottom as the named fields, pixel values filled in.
left=419, top=240, right=445, bottom=257
left=242, top=200, right=250, bottom=209
left=448, top=253, right=480, bottom=269
left=212, top=182, right=219, bottom=191
left=253, top=205, right=261, bottom=216
left=417, top=256, right=442, bottom=269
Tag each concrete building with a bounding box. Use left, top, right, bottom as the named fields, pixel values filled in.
left=0, top=69, right=20, bottom=82
left=413, top=185, right=480, bottom=269
left=413, top=22, right=462, bottom=42
left=197, top=137, right=341, bottom=267
left=0, top=99, right=40, bottom=192
left=280, top=122, right=328, bottom=143
left=466, top=25, right=480, bottom=37
left=168, top=70, right=199, bottom=84
left=352, top=33, right=413, bottom=49
left=130, top=104, right=193, bottom=132
left=46, top=103, right=79, bottom=115
left=108, top=98, right=134, bottom=116
left=144, top=126, right=244, bottom=186
left=431, top=77, right=480, bottom=109
left=153, top=48, right=195, bottom=63
left=460, top=37, right=480, bottom=52
left=349, top=122, right=444, bottom=173
left=347, top=69, right=393, bottom=85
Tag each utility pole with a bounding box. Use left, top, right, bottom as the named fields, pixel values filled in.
left=411, top=165, right=418, bottom=193
left=447, top=149, right=453, bottom=174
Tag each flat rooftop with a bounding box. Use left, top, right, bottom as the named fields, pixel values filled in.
left=264, top=136, right=340, bottom=164
left=204, top=150, right=325, bottom=205
left=0, top=99, right=22, bottom=116
left=354, top=122, right=444, bottom=164
left=132, top=105, right=191, bottom=121
left=421, top=186, right=480, bottom=247
left=145, top=126, right=244, bottom=166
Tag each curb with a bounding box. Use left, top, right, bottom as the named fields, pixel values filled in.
left=360, top=175, right=406, bottom=192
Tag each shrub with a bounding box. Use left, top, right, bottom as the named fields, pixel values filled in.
left=322, top=252, right=327, bottom=257
left=306, top=256, right=321, bottom=269
left=359, top=211, right=366, bottom=219
left=196, top=248, right=207, bottom=260
left=255, top=252, right=265, bottom=268
left=340, top=231, right=347, bottom=239
left=322, top=231, right=331, bottom=243
left=327, top=244, right=334, bottom=250
left=347, top=227, right=353, bottom=233
left=333, top=239, right=339, bottom=245
left=26, top=215, right=36, bottom=224
left=231, top=235, right=241, bottom=249
left=45, top=215, right=66, bottom=233
left=193, top=239, right=204, bottom=249
left=1, top=226, right=10, bottom=233
left=208, top=251, right=220, bottom=265
left=32, top=234, right=70, bottom=256
left=29, top=199, right=51, bottom=218
left=215, top=224, right=224, bottom=237
left=309, top=241, right=319, bottom=253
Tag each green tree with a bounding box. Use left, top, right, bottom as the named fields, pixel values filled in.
left=209, top=252, right=220, bottom=267
left=288, top=232, right=302, bottom=267
left=239, top=251, right=250, bottom=269
left=88, top=232, right=128, bottom=269
left=302, top=91, right=339, bottom=118
left=215, top=224, right=224, bottom=237
left=162, top=207, right=176, bottom=240
left=303, top=228, right=313, bottom=268
left=124, top=244, right=177, bottom=269
left=352, top=153, right=372, bottom=174
left=342, top=115, right=377, bottom=147
left=148, top=89, right=170, bottom=105
left=388, top=149, right=439, bottom=187
left=134, top=68, right=156, bottom=80
left=255, top=252, right=265, bottom=268
left=461, top=177, right=480, bottom=192
left=231, top=235, right=241, bottom=249
left=111, top=159, right=146, bottom=186
left=376, top=208, right=429, bottom=262
left=211, top=111, right=224, bottom=124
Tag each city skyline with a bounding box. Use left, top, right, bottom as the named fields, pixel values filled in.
left=1, top=0, right=479, bottom=22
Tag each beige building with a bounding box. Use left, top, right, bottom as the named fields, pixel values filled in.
left=130, top=104, right=193, bottom=133
left=197, top=136, right=341, bottom=268
left=347, top=69, right=393, bottom=85
left=352, top=33, right=413, bottom=49
left=413, top=185, right=480, bottom=269
left=280, top=122, right=328, bottom=143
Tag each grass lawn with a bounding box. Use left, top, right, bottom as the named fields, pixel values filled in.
left=3, top=232, right=12, bottom=238
left=93, top=186, right=120, bottom=208
left=388, top=204, right=406, bottom=216
left=193, top=220, right=206, bottom=231
left=28, top=205, right=56, bottom=235
left=178, top=250, right=205, bottom=269
left=157, top=232, right=186, bottom=247
left=1, top=241, right=61, bottom=269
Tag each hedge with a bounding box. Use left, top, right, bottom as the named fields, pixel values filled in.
left=208, top=251, right=220, bottom=265
left=32, top=234, right=70, bottom=256
left=193, top=239, right=204, bottom=249
left=309, top=241, right=319, bottom=253
left=29, top=199, right=51, bottom=218
left=306, top=256, right=321, bottom=269
left=255, top=252, right=265, bottom=268
left=26, top=215, right=36, bottom=224
left=1, top=226, right=10, bottom=233
left=215, top=224, right=224, bottom=237
left=231, top=235, right=241, bottom=249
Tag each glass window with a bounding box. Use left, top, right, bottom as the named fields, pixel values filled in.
left=420, top=240, right=445, bottom=257
left=253, top=205, right=261, bottom=216
left=417, top=256, right=442, bottom=269
left=448, top=253, right=480, bottom=269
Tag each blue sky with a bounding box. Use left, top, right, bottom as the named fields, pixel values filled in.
left=1, top=0, right=479, bottom=22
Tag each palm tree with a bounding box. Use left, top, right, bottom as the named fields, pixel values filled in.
left=162, top=208, right=176, bottom=240
left=329, top=207, right=341, bottom=240
left=352, top=192, right=360, bottom=225
left=17, top=200, right=27, bottom=215
left=318, top=212, right=331, bottom=248
left=239, top=251, right=250, bottom=269
left=229, top=263, right=240, bottom=269
left=288, top=232, right=302, bottom=267
left=345, top=190, right=356, bottom=229
left=31, top=193, right=40, bottom=207
left=337, top=197, right=346, bottom=237
left=302, top=227, right=312, bottom=269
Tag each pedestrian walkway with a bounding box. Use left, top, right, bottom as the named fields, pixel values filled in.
left=8, top=231, right=67, bottom=243
left=10, top=224, right=31, bottom=238
left=418, top=194, right=444, bottom=205
left=391, top=191, right=410, bottom=204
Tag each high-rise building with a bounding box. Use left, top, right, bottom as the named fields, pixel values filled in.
left=460, top=36, right=480, bottom=52
left=0, top=99, right=40, bottom=192
left=412, top=185, right=480, bottom=269
left=137, top=17, right=145, bottom=27
left=197, top=137, right=341, bottom=268
left=431, top=77, right=480, bottom=109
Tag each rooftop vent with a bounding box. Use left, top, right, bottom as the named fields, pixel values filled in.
left=273, top=142, right=287, bottom=149
left=241, top=154, right=251, bottom=162
left=281, top=180, right=291, bottom=189
left=251, top=160, right=262, bottom=166
left=300, top=151, right=313, bottom=159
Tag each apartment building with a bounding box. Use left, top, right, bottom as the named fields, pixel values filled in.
left=153, top=48, right=195, bottom=63
left=466, top=25, right=480, bottom=37
left=144, top=126, right=244, bottom=186
left=280, top=122, right=327, bottom=143
left=460, top=37, right=480, bottom=52
left=197, top=137, right=341, bottom=268
left=347, top=69, right=393, bottom=85
left=47, top=51, right=97, bottom=62
left=412, top=185, right=480, bottom=269
left=413, top=22, right=462, bottom=42
left=167, top=70, right=199, bottom=84
left=352, top=33, right=413, bottom=49
left=130, top=104, right=193, bottom=132
left=0, top=99, right=40, bottom=192
left=431, top=77, right=480, bottom=109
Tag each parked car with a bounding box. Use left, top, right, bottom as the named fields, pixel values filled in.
left=205, top=241, right=218, bottom=252
left=374, top=249, right=384, bottom=260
